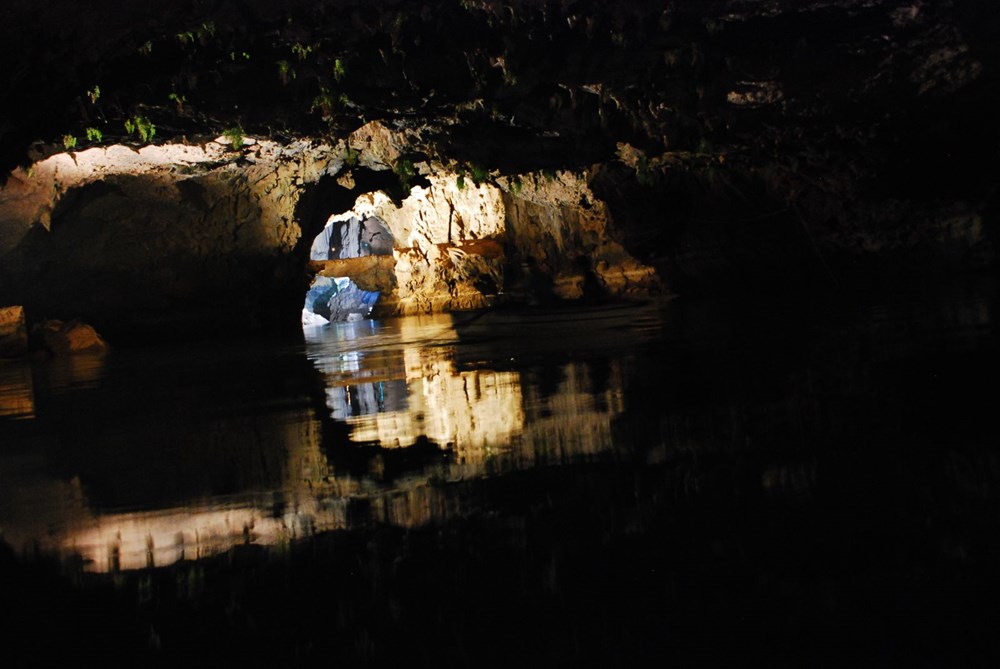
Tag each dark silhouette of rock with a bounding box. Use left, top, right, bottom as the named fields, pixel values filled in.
left=36, top=319, right=108, bottom=356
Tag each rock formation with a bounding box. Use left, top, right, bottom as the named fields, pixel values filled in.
left=0, top=123, right=666, bottom=335
left=0, top=0, right=994, bottom=336
left=36, top=319, right=109, bottom=356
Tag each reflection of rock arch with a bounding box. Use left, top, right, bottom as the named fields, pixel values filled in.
left=304, top=215, right=395, bottom=323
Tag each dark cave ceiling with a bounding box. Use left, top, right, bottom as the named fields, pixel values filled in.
left=1, top=0, right=998, bottom=201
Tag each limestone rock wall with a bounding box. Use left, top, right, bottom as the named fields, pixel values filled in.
left=498, top=171, right=663, bottom=301
left=311, top=165, right=662, bottom=316
left=0, top=140, right=341, bottom=335
left=332, top=174, right=507, bottom=314
left=0, top=127, right=663, bottom=336
left=0, top=0, right=994, bottom=323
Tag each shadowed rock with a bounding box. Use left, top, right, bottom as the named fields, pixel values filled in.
left=36, top=319, right=108, bottom=356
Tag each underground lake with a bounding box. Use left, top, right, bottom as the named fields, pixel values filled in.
left=2, top=279, right=998, bottom=666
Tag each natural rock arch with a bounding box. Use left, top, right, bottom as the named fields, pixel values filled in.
left=303, top=214, right=396, bottom=323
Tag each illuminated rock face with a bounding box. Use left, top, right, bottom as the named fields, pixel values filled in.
left=0, top=0, right=993, bottom=330
left=309, top=164, right=662, bottom=318
left=328, top=176, right=508, bottom=314
left=0, top=129, right=662, bottom=335
left=498, top=172, right=662, bottom=302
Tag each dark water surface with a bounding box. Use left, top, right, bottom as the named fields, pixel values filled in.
left=1, top=283, right=998, bottom=667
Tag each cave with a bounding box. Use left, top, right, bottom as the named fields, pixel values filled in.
left=295, top=169, right=403, bottom=324
left=1, top=1, right=998, bottom=666
left=303, top=213, right=395, bottom=323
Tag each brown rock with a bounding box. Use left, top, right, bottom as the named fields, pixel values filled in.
left=0, top=305, right=29, bottom=358
left=347, top=121, right=408, bottom=170
left=309, top=255, right=397, bottom=292
left=456, top=238, right=504, bottom=259
left=39, top=319, right=109, bottom=356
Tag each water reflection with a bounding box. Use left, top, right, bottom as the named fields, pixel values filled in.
left=304, top=313, right=636, bottom=471
left=0, top=351, right=108, bottom=419
left=6, top=288, right=990, bottom=578
left=1, top=309, right=648, bottom=572
left=2, top=287, right=997, bottom=666
left=0, top=359, right=34, bottom=419
left=306, top=315, right=526, bottom=459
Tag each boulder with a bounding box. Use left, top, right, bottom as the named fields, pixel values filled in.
left=327, top=279, right=379, bottom=322
left=0, top=305, right=29, bottom=357
left=38, top=319, right=109, bottom=355
left=347, top=121, right=409, bottom=170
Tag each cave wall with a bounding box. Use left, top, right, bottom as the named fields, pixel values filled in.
left=0, top=140, right=343, bottom=336
left=302, top=162, right=664, bottom=317
left=499, top=171, right=661, bottom=301
left=0, top=124, right=664, bottom=337
left=337, top=174, right=508, bottom=314
left=1, top=0, right=996, bottom=338
left=1, top=108, right=994, bottom=340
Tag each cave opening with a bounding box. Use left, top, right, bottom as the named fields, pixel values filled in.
left=303, top=214, right=395, bottom=325
left=295, top=169, right=401, bottom=326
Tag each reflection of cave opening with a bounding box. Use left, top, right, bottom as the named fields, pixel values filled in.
left=303, top=214, right=395, bottom=324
